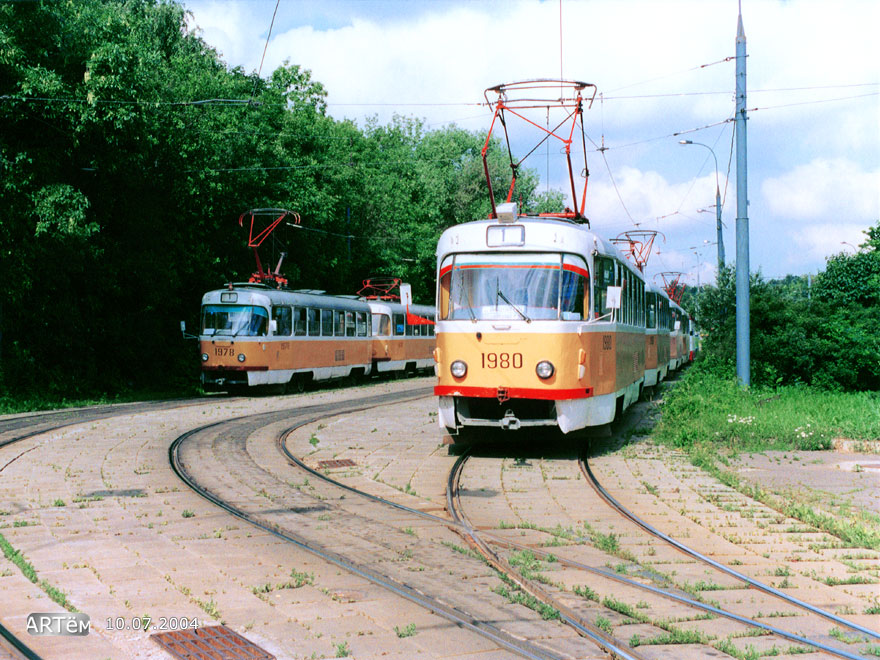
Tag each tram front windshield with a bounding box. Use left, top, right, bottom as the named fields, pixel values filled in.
left=441, top=254, right=588, bottom=321
left=201, top=305, right=269, bottom=337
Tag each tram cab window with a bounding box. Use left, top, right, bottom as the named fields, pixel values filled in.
left=202, top=305, right=268, bottom=337
left=372, top=313, right=391, bottom=337
left=334, top=310, right=345, bottom=337
left=293, top=307, right=307, bottom=336
left=560, top=264, right=588, bottom=321
left=307, top=309, right=320, bottom=337
left=356, top=311, right=368, bottom=337
left=393, top=313, right=405, bottom=336
left=272, top=306, right=292, bottom=336
left=321, top=309, right=334, bottom=336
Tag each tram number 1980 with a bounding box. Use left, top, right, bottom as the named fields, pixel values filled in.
left=481, top=352, right=523, bottom=369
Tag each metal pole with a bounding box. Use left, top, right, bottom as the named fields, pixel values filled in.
left=678, top=139, right=725, bottom=274
left=735, top=2, right=750, bottom=386
left=716, top=185, right=724, bottom=269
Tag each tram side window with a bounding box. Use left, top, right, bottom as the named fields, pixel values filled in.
left=428, top=317, right=435, bottom=336
left=393, top=313, right=405, bottom=336
left=273, top=306, right=292, bottom=336
left=307, top=308, right=320, bottom=337
left=356, top=311, right=368, bottom=337
left=646, top=293, right=657, bottom=329
left=334, top=310, right=345, bottom=337
left=321, top=309, right=334, bottom=336
left=372, top=313, right=391, bottom=337
left=405, top=318, right=413, bottom=336
left=345, top=311, right=356, bottom=337
left=593, top=256, right=616, bottom=318
left=293, top=307, right=307, bottom=336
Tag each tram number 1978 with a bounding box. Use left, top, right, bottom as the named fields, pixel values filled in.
left=481, top=352, right=523, bottom=369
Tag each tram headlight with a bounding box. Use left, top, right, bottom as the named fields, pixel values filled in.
left=450, top=360, right=467, bottom=378
left=536, top=360, right=555, bottom=379
left=237, top=353, right=246, bottom=363
left=201, top=353, right=209, bottom=362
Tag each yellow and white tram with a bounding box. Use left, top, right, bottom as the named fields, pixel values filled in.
left=644, top=283, right=671, bottom=387
left=434, top=206, right=648, bottom=434
left=199, top=284, right=374, bottom=391
left=366, top=299, right=436, bottom=375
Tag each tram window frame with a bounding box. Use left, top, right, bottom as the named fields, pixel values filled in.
left=356, top=311, right=368, bottom=337
left=334, top=310, right=345, bottom=337
left=372, top=313, right=391, bottom=337
left=293, top=307, right=307, bottom=336
left=593, top=256, right=616, bottom=318
left=393, top=313, right=405, bottom=336
left=428, top=317, right=435, bottom=336
left=405, top=320, right=413, bottom=336
left=344, top=311, right=355, bottom=337
left=321, top=309, right=334, bottom=336
left=307, top=308, right=320, bottom=337
left=272, top=306, right=292, bottom=336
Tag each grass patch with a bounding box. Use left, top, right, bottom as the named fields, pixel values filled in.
left=654, top=366, right=880, bottom=451
left=655, top=367, right=880, bottom=550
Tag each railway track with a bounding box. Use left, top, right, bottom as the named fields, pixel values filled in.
left=2, top=387, right=876, bottom=659
left=170, top=388, right=583, bottom=659
left=446, top=438, right=878, bottom=660
left=277, top=402, right=879, bottom=659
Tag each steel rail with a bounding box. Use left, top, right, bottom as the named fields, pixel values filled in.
left=494, top=539, right=866, bottom=660
left=447, top=450, right=647, bottom=660
left=280, top=429, right=871, bottom=659
left=0, top=621, right=41, bottom=660
left=170, top=408, right=557, bottom=660
left=580, top=453, right=880, bottom=641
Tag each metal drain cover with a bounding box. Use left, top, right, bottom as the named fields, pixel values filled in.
left=152, top=625, right=275, bottom=659
left=317, top=458, right=356, bottom=469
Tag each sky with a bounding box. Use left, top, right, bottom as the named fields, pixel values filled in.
left=182, top=0, right=879, bottom=287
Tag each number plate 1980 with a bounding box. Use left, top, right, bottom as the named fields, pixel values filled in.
left=481, top=352, right=523, bottom=369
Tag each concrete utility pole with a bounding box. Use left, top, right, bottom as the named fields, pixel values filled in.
left=735, top=2, right=750, bottom=386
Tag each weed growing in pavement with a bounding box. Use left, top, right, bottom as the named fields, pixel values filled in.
left=394, top=623, right=417, bottom=638
left=573, top=584, right=599, bottom=601
left=601, top=596, right=650, bottom=623
left=829, top=627, right=867, bottom=644
left=276, top=568, right=314, bottom=590
left=863, top=644, right=880, bottom=657
left=0, top=531, right=77, bottom=611
left=595, top=616, right=612, bottom=633
left=632, top=625, right=711, bottom=646
left=309, top=434, right=320, bottom=448
left=492, top=574, right=560, bottom=620
left=181, top=510, right=195, bottom=518
left=52, top=499, right=65, bottom=507
left=197, top=598, right=220, bottom=620
left=334, top=641, right=350, bottom=657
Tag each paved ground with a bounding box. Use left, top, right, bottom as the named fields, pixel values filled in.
left=1, top=379, right=877, bottom=660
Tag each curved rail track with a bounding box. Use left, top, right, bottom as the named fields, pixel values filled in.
left=170, top=388, right=569, bottom=660
left=3, top=388, right=877, bottom=659
left=278, top=410, right=878, bottom=659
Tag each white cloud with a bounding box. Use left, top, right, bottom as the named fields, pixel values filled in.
left=761, top=158, right=880, bottom=221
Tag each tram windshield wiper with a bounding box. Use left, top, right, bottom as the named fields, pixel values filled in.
left=495, top=285, right=531, bottom=323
